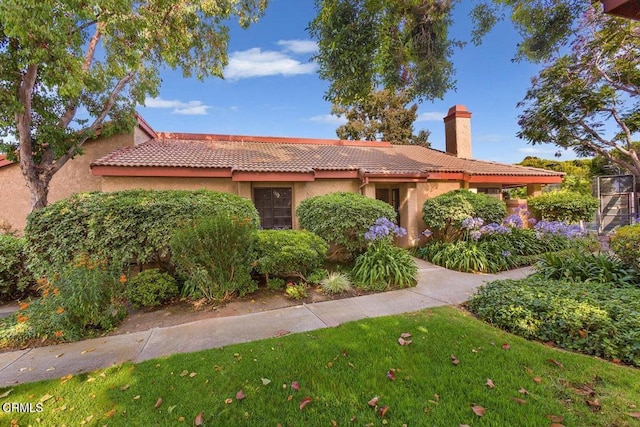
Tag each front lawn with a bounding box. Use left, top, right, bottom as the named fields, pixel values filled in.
left=2, top=307, right=639, bottom=426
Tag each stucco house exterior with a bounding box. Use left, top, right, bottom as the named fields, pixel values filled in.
left=0, top=105, right=562, bottom=246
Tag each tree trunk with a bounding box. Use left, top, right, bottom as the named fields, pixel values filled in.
left=21, top=166, right=51, bottom=213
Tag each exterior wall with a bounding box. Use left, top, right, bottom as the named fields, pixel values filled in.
left=101, top=176, right=238, bottom=194
left=0, top=133, right=134, bottom=232
left=49, top=133, right=135, bottom=204
left=0, top=164, right=31, bottom=233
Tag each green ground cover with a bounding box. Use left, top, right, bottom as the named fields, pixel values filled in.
left=2, top=307, right=639, bottom=426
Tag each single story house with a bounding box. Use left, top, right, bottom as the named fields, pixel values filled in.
left=0, top=105, right=563, bottom=246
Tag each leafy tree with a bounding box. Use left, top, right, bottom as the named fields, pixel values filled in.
left=516, top=6, right=640, bottom=179
left=517, top=156, right=594, bottom=195
left=333, top=89, right=431, bottom=145
left=308, top=0, right=461, bottom=106
left=0, top=0, right=266, bottom=212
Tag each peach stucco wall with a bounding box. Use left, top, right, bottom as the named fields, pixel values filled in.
left=101, top=176, right=238, bottom=194
left=0, top=133, right=135, bottom=232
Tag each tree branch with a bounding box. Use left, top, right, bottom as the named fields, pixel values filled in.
left=58, top=23, right=104, bottom=128
left=16, top=64, right=39, bottom=175
left=47, top=70, right=137, bottom=177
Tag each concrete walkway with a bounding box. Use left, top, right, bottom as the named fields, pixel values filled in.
left=0, top=259, right=533, bottom=387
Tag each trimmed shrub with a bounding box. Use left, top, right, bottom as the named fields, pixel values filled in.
left=352, top=241, right=418, bottom=291
left=0, top=234, right=34, bottom=301
left=528, top=190, right=598, bottom=223
left=422, top=189, right=507, bottom=242
left=170, top=213, right=258, bottom=301
left=254, top=230, right=328, bottom=280
left=126, top=269, right=179, bottom=308
left=320, top=271, right=352, bottom=294
left=467, top=278, right=640, bottom=366
left=610, top=224, right=640, bottom=270
left=25, top=190, right=260, bottom=277
left=296, top=192, right=396, bottom=260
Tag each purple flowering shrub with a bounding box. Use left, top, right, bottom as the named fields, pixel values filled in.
left=418, top=211, right=593, bottom=273
left=352, top=218, right=417, bottom=290
left=364, top=217, right=407, bottom=242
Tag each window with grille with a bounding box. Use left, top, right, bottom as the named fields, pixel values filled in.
left=253, top=188, right=292, bottom=229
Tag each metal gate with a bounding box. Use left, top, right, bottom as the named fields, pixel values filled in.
left=594, top=175, right=639, bottom=233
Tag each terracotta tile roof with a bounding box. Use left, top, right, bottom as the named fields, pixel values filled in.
left=93, top=135, right=563, bottom=179
left=0, top=154, right=14, bottom=168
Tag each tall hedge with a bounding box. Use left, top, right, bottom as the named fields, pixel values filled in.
left=528, top=190, right=598, bottom=223
left=25, top=190, right=260, bottom=277
left=296, top=192, right=396, bottom=259
left=0, top=234, right=34, bottom=300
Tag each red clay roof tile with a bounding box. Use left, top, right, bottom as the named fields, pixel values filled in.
left=92, top=136, right=564, bottom=179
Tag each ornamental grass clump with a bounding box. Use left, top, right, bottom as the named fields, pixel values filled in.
left=320, top=271, right=352, bottom=294
left=351, top=217, right=417, bottom=291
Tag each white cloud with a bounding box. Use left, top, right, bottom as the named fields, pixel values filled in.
left=309, top=114, right=347, bottom=125
left=416, top=112, right=445, bottom=122
left=276, top=39, right=318, bottom=54
left=224, top=48, right=317, bottom=80
left=144, top=97, right=210, bottom=115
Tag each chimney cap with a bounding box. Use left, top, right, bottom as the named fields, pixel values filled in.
left=444, top=105, right=472, bottom=121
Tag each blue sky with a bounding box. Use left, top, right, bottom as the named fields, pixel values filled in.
left=137, top=0, right=570, bottom=165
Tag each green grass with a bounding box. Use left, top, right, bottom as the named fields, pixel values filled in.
left=2, top=307, right=639, bottom=426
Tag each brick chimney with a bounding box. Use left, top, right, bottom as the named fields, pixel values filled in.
left=444, top=105, right=472, bottom=158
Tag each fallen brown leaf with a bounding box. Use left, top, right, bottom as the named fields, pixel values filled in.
left=291, top=381, right=300, bottom=391
left=472, top=405, right=485, bottom=417
left=550, top=424, right=565, bottom=427
left=154, top=397, right=163, bottom=408
left=397, top=337, right=413, bottom=346
left=533, top=377, right=542, bottom=384
left=519, top=388, right=529, bottom=395
left=299, top=397, right=312, bottom=410
left=486, top=379, right=495, bottom=389
left=628, top=412, right=640, bottom=418
left=400, top=333, right=412, bottom=338
left=547, top=359, right=564, bottom=368
left=368, top=396, right=379, bottom=407
left=586, top=399, right=601, bottom=411
left=236, top=390, right=245, bottom=400
left=386, top=370, right=396, bottom=381
left=501, top=343, right=511, bottom=350
left=451, top=354, right=460, bottom=366
left=546, top=415, right=564, bottom=422
left=104, top=408, right=117, bottom=418
left=274, top=330, right=290, bottom=337
left=194, top=412, right=204, bottom=426
left=224, top=398, right=233, bottom=404
left=512, top=398, right=527, bottom=404
left=379, top=405, right=389, bottom=417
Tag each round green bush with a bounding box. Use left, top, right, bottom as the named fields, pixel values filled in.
left=254, top=230, right=328, bottom=278
left=527, top=190, right=598, bottom=223
left=126, top=269, right=179, bottom=308
left=25, top=189, right=260, bottom=277
left=422, top=189, right=507, bottom=241
left=0, top=234, right=34, bottom=301
left=296, top=192, right=396, bottom=260
left=610, top=224, right=640, bottom=271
